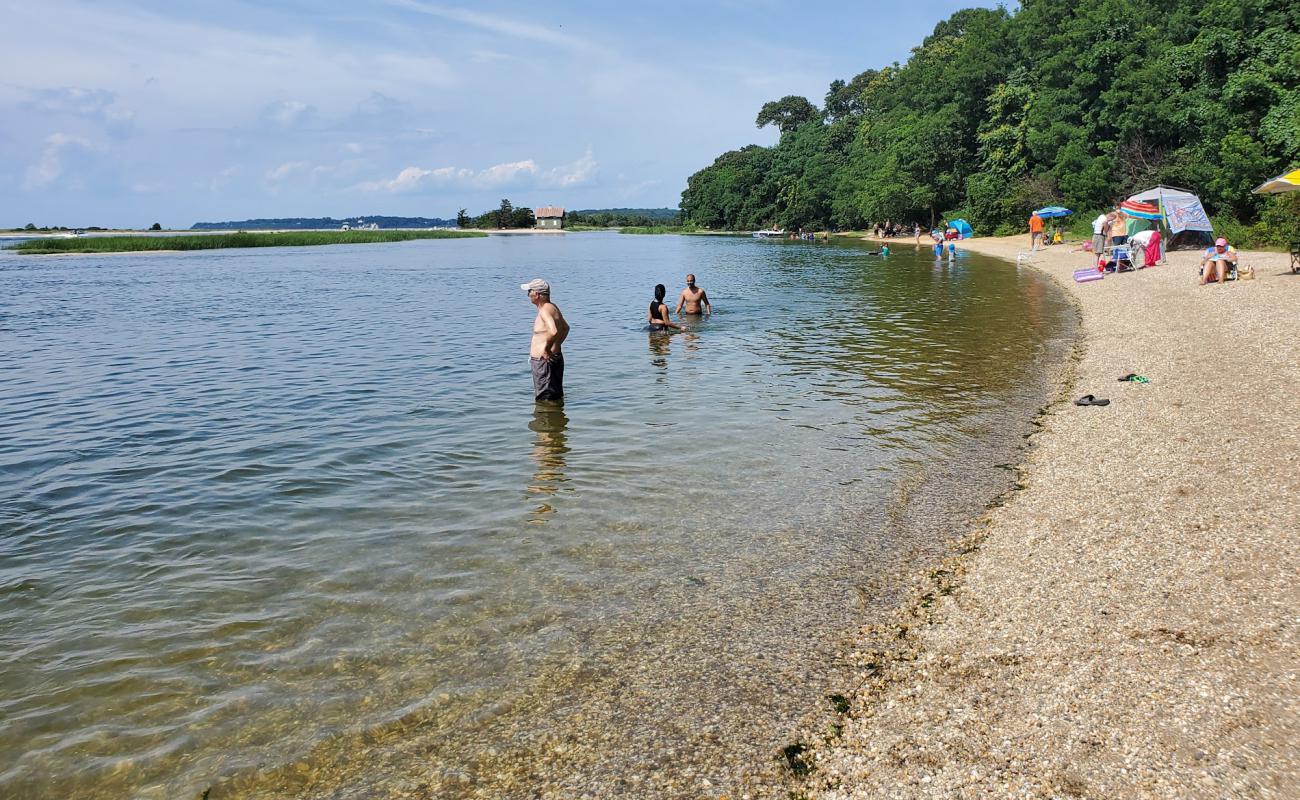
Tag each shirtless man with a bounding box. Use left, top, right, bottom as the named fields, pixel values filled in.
left=674, top=273, right=712, bottom=317
left=521, top=278, right=569, bottom=402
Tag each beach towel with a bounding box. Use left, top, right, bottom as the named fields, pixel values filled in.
left=1144, top=230, right=1161, bottom=266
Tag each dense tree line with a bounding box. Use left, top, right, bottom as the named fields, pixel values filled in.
left=681, top=0, right=1300, bottom=242
left=457, top=200, right=536, bottom=229
left=566, top=208, right=683, bottom=227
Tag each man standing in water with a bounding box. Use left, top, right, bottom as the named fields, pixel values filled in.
left=674, top=273, right=712, bottom=317
left=522, top=279, right=569, bottom=402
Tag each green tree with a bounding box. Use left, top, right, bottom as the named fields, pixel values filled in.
left=150, top=222, right=162, bottom=231
left=755, top=95, right=821, bottom=134
left=456, top=208, right=469, bottom=228
left=497, top=199, right=513, bottom=229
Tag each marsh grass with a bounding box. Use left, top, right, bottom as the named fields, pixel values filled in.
left=15, top=230, right=485, bottom=254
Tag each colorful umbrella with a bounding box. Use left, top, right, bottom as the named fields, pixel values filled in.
left=1252, top=168, right=1300, bottom=194
left=948, top=219, right=973, bottom=239
left=1119, top=199, right=1162, bottom=220
left=1033, top=206, right=1072, bottom=218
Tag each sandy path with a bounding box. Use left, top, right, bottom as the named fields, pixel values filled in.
left=806, top=236, right=1299, bottom=798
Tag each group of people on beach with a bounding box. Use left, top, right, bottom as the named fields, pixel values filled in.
left=521, top=274, right=712, bottom=402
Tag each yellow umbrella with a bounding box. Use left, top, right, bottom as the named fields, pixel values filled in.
left=1253, top=167, right=1300, bottom=194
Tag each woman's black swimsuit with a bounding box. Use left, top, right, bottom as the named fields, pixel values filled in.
left=648, top=300, right=669, bottom=331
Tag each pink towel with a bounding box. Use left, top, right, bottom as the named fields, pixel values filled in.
left=1145, top=231, right=1162, bottom=266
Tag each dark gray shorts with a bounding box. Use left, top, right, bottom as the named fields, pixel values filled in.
left=530, top=355, right=564, bottom=401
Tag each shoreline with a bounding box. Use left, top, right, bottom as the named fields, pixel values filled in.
left=803, top=236, right=1299, bottom=797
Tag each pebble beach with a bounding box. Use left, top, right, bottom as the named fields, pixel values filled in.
left=805, top=236, right=1299, bottom=798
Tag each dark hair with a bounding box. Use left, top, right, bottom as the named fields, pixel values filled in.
left=654, top=283, right=666, bottom=301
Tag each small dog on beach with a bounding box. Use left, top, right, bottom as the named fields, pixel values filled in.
left=1239, top=265, right=1255, bottom=280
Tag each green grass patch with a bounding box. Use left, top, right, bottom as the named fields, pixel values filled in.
left=14, top=229, right=485, bottom=254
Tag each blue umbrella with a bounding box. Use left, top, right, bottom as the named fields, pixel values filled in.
left=1034, top=206, right=1072, bottom=218
left=948, top=219, right=974, bottom=239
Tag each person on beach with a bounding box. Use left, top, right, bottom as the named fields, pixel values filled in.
left=1029, top=211, right=1044, bottom=251
left=522, top=278, right=569, bottom=402
left=1199, top=237, right=1238, bottom=285
left=1091, top=212, right=1108, bottom=253
left=649, top=284, right=683, bottom=331
left=675, top=273, right=712, bottom=316
left=1110, top=211, right=1128, bottom=247
left=913, top=223, right=922, bottom=245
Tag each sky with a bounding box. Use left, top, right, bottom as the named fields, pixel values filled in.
left=1, top=1, right=991, bottom=228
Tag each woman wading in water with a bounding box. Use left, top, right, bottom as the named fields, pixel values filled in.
left=648, top=284, right=683, bottom=332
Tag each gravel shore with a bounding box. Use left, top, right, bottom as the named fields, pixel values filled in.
left=805, top=236, right=1299, bottom=799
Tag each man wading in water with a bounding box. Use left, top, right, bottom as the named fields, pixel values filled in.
left=522, top=278, right=569, bottom=402
left=674, top=273, right=712, bottom=317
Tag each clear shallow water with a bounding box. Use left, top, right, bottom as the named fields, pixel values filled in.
left=0, top=233, right=1074, bottom=798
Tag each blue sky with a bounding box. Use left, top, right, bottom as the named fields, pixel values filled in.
left=2, top=1, right=991, bottom=228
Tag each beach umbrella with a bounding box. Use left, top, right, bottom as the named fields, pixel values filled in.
left=1252, top=167, right=1300, bottom=194
left=1119, top=199, right=1162, bottom=220
left=1033, top=206, right=1072, bottom=218
left=949, top=218, right=973, bottom=238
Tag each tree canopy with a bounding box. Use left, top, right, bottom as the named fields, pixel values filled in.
left=681, top=0, right=1300, bottom=242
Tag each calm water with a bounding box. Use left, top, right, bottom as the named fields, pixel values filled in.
left=0, top=233, right=1074, bottom=798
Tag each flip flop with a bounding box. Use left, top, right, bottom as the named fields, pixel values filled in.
left=1118, top=373, right=1138, bottom=382
left=1118, top=374, right=1150, bottom=383
left=1074, top=395, right=1111, bottom=406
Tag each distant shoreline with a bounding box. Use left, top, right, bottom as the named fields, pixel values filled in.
left=10, top=229, right=485, bottom=254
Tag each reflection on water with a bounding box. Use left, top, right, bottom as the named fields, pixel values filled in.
left=526, top=404, right=569, bottom=521
left=0, top=233, right=1075, bottom=799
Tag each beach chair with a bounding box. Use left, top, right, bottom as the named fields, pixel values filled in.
left=1107, top=245, right=1135, bottom=272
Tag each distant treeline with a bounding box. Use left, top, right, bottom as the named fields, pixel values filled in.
left=453, top=203, right=683, bottom=229
left=16, top=230, right=483, bottom=254
left=191, top=216, right=456, bottom=230
left=567, top=208, right=682, bottom=227
left=456, top=200, right=537, bottom=229
left=682, top=0, right=1300, bottom=244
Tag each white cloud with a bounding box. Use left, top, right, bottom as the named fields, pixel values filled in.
left=383, top=0, right=600, bottom=54
left=357, top=151, right=598, bottom=194
left=22, top=86, right=135, bottom=138
left=358, top=165, right=468, bottom=192
left=23, top=132, right=98, bottom=190
left=544, top=147, right=596, bottom=187
left=260, top=100, right=317, bottom=129
left=476, top=160, right=538, bottom=187
left=265, top=161, right=310, bottom=182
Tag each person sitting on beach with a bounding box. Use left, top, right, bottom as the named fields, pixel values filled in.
left=1200, top=237, right=1238, bottom=285
left=649, top=284, right=683, bottom=331
left=675, top=273, right=711, bottom=316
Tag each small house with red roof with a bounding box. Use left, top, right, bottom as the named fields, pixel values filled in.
left=535, top=206, right=565, bottom=230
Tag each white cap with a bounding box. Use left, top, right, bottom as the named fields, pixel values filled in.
left=520, top=278, right=550, bottom=293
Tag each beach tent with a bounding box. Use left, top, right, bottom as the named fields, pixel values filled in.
left=1128, top=186, right=1213, bottom=234
left=1253, top=168, right=1300, bottom=194
left=1126, top=186, right=1213, bottom=248
left=948, top=218, right=973, bottom=239
left=1033, top=206, right=1072, bottom=218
